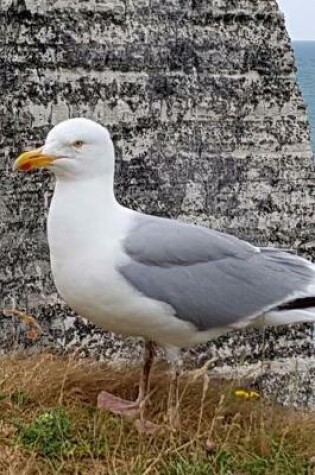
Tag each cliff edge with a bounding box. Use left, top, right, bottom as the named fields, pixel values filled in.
left=0, top=0, right=314, bottom=405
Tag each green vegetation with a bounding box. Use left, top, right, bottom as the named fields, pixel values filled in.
left=18, top=408, right=72, bottom=457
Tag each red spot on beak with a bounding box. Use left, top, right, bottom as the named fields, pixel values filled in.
left=20, top=162, right=33, bottom=171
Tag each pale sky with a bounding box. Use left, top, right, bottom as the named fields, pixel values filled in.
left=277, top=0, right=315, bottom=41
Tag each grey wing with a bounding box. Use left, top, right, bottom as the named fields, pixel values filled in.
left=119, top=214, right=315, bottom=330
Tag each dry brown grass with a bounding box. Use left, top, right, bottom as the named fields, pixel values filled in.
left=0, top=353, right=314, bottom=474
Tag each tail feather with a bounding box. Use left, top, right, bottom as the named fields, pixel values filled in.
left=264, top=308, right=315, bottom=326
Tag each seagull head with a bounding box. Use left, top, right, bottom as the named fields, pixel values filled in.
left=13, top=118, right=115, bottom=179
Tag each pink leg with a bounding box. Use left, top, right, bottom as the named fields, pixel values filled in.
left=97, top=392, right=141, bottom=419
left=168, top=361, right=182, bottom=430
left=137, top=340, right=155, bottom=405
left=97, top=341, right=156, bottom=419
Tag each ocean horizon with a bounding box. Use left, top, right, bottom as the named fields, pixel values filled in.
left=293, top=40, right=315, bottom=152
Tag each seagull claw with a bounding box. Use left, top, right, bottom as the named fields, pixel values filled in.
left=97, top=391, right=163, bottom=434
left=97, top=391, right=140, bottom=420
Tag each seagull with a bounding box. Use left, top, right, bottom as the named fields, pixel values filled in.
left=13, top=118, right=315, bottom=424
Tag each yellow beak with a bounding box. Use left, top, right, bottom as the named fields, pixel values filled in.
left=13, top=147, right=57, bottom=172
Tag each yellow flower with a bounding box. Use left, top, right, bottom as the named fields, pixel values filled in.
left=234, top=388, right=260, bottom=400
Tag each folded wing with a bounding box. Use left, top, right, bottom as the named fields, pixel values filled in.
left=119, top=214, right=315, bottom=331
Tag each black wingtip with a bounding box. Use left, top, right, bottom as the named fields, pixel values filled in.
left=278, top=297, right=315, bottom=311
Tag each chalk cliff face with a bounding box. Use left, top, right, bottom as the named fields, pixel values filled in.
left=0, top=0, right=314, bottom=400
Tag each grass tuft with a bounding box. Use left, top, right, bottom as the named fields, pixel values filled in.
left=11, top=390, right=32, bottom=407
left=162, top=455, right=211, bottom=475
left=18, top=408, right=72, bottom=457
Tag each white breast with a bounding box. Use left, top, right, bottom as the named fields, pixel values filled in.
left=51, top=244, right=198, bottom=346
left=47, top=179, right=196, bottom=347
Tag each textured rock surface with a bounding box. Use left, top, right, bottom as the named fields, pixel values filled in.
left=0, top=0, right=315, bottom=404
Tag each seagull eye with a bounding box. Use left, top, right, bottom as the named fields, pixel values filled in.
left=72, top=140, right=84, bottom=148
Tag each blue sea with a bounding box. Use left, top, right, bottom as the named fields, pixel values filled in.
left=293, top=41, right=315, bottom=152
